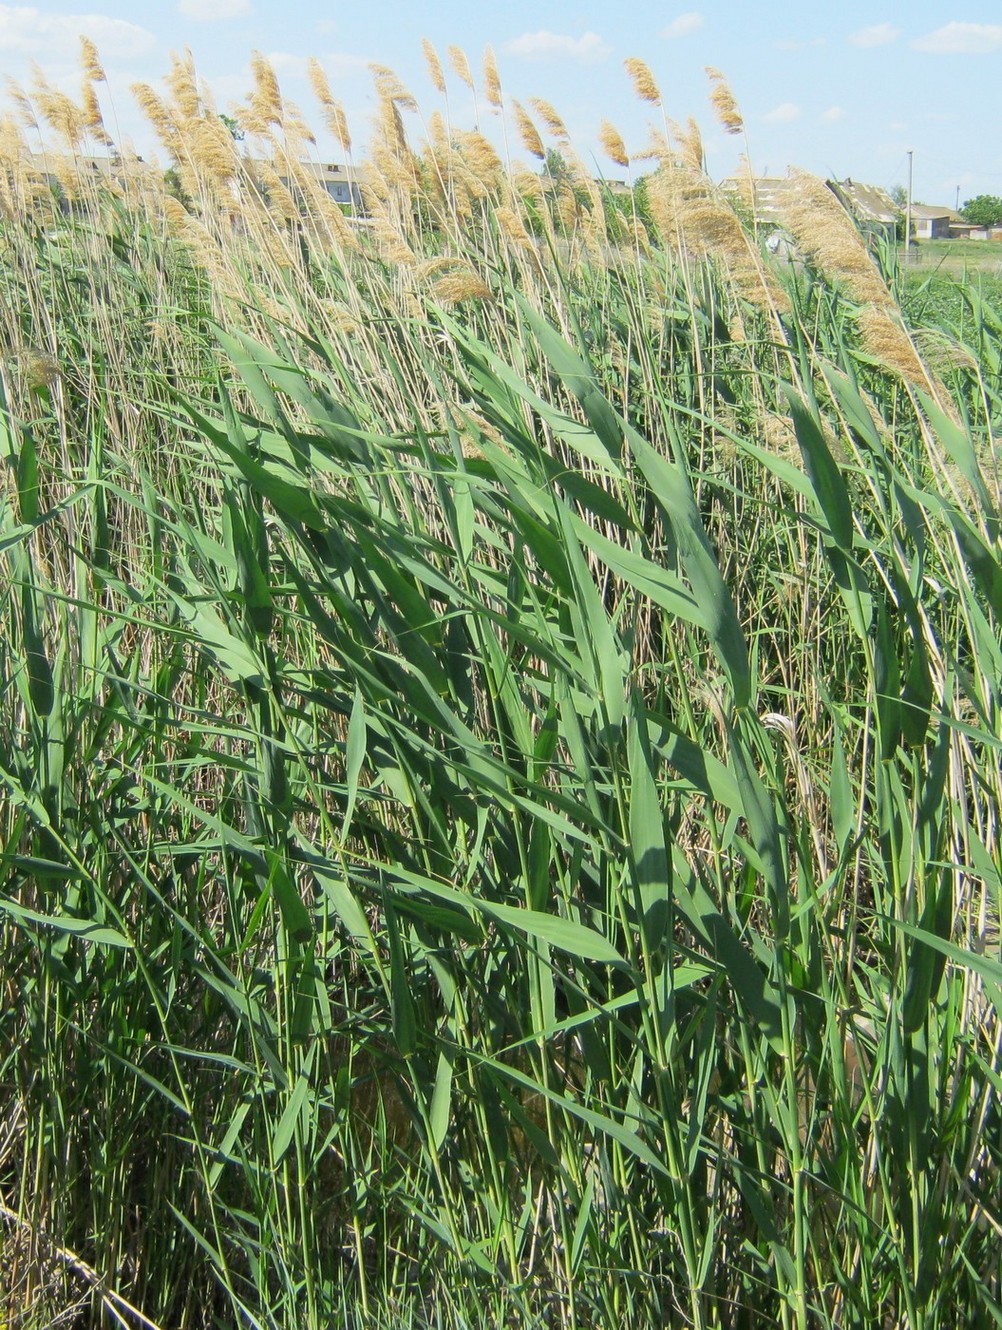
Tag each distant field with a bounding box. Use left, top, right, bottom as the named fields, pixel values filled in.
left=904, top=237, right=1002, bottom=273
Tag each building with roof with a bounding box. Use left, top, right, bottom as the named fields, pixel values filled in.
left=828, top=179, right=899, bottom=244
left=910, top=204, right=962, bottom=240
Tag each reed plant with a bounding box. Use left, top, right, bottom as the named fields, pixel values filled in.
left=0, top=40, right=1000, bottom=1330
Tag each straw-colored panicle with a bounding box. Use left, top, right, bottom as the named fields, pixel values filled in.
left=646, top=164, right=790, bottom=319
left=421, top=39, right=446, bottom=95
left=913, top=327, right=980, bottom=376
left=512, top=101, right=544, bottom=161
left=79, top=36, right=105, bottom=83
left=495, top=204, right=532, bottom=248
left=132, top=81, right=183, bottom=158
left=81, top=80, right=112, bottom=145
left=457, top=129, right=504, bottom=187
left=369, top=64, right=418, bottom=112
left=633, top=127, right=672, bottom=167
left=189, top=114, right=239, bottom=191
left=624, top=57, right=661, bottom=105
left=30, top=71, right=86, bottom=151
left=705, top=67, right=743, bottom=135
left=165, top=49, right=202, bottom=122
left=419, top=110, right=451, bottom=202
left=581, top=201, right=609, bottom=263
left=629, top=217, right=652, bottom=256
left=779, top=169, right=891, bottom=308
left=529, top=97, right=569, bottom=145
left=5, top=79, right=37, bottom=132
left=483, top=45, right=502, bottom=111
left=758, top=411, right=800, bottom=463
left=371, top=211, right=418, bottom=267
left=511, top=165, right=543, bottom=201
left=598, top=120, right=629, bottom=169
left=307, top=58, right=352, bottom=155
left=432, top=267, right=493, bottom=305
left=857, top=306, right=938, bottom=391
left=448, top=45, right=474, bottom=91
left=371, top=98, right=421, bottom=201
left=555, top=182, right=581, bottom=232
left=0, top=114, right=29, bottom=215
left=255, top=161, right=298, bottom=224
left=675, top=117, right=704, bottom=173
left=245, top=51, right=283, bottom=133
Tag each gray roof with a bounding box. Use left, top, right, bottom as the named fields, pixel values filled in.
left=829, top=179, right=898, bottom=224
left=910, top=203, right=961, bottom=221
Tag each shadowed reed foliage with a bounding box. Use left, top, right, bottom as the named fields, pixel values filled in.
left=1, top=42, right=1001, bottom=1330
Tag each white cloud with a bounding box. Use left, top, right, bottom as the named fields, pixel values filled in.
left=178, top=0, right=251, bottom=19
left=849, top=23, right=901, bottom=48
left=822, top=105, right=845, bottom=123
left=661, top=12, right=704, bottom=40
left=0, top=5, right=155, bottom=57
left=764, top=102, right=801, bottom=124
left=266, top=51, right=307, bottom=77
left=502, top=30, right=611, bottom=63
left=911, top=22, right=1002, bottom=54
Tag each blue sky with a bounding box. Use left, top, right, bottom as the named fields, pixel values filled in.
left=3, top=1, right=1002, bottom=205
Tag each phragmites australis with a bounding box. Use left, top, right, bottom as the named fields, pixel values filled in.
left=529, top=97, right=569, bottom=144
left=705, top=67, right=743, bottom=135
left=369, top=64, right=417, bottom=112
left=307, top=58, right=352, bottom=154
left=483, top=45, right=502, bottom=110
left=246, top=51, right=283, bottom=131
left=30, top=71, right=85, bottom=150
left=512, top=101, right=544, bottom=160
left=432, top=267, right=493, bottom=305
left=447, top=44, right=474, bottom=92
left=624, top=57, right=661, bottom=105
left=166, top=49, right=203, bottom=122
left=80, top=36, right=105, bottom=84
left=421, top=38, right=446, bottom=95
left=598, top=120, right=629, bottom=168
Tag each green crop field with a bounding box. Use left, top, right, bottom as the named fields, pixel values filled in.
left=1, top=45, right=1000, bottom=1330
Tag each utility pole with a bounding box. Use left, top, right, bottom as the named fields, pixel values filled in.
left=956, top=185, right=960, bottom=211
left=905, top=150, right=913, bottom=259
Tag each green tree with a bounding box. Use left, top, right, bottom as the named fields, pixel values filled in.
left=219, top=112, right=246, bottom=143
left=960, top=193, right=1002, bottom=226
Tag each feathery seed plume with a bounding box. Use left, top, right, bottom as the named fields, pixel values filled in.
left=369, top=64, right=417, bottom=111
left=448, top=45, right=474, bottom=91
left=624, top=57, right=661, bottom=104
left=529, top=97, right=569, bottom=143
left=512, top=101, right=544, bottom=160
left=81, top=80, right=112, bottom=143
left=307, top=58, right=352, bottom=153
left=31, top=71, right=85, bottom=150
left=422, top=39, right=446, bottom=94
left=705, top=67, right=743, bottom=135
left=598, top=120, right=629, bottom=168
left=166, top=49, right=202, bottom=121
left=432, top=268, right=492, bottom=304
left=80, top=36, right=105, bottom=83
left=248, top=51, right=283, bottom=129
left=483, top=45, right=502, bottom=110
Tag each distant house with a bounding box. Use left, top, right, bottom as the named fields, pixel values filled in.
left=910, top=204, right=960, bottom=240
left=828, top=179, right=899, bottom=244
left=718, top=174, right=801, bottom=227
left=294, top=161, right=363, bottom=209
left=719, top=172, right=899, bottom=245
